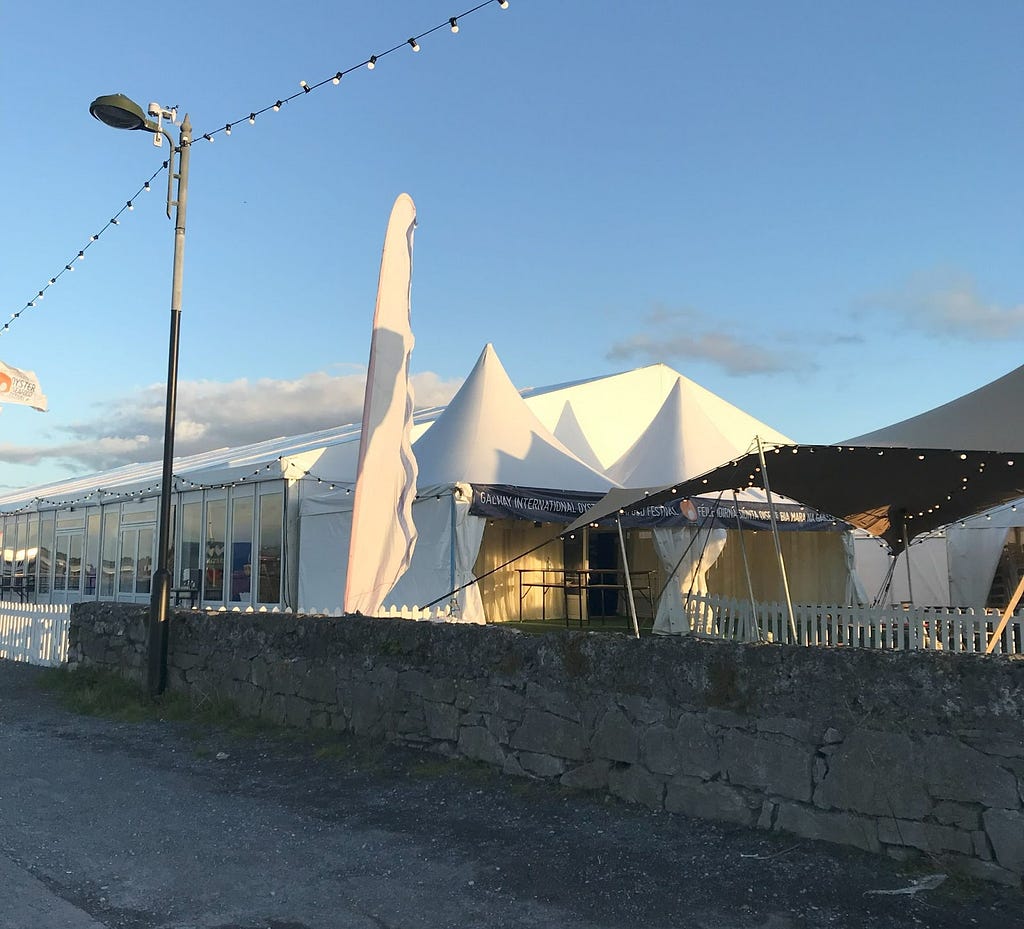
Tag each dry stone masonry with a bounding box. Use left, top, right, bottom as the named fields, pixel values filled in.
left=69, top=603, right=1024, bottom=887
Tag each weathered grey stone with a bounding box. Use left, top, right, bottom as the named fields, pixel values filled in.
left=757, top=799, right=776, bottom=830
left=249, top=658, right=271, bottom=690
left=973, top=830, right=993, bottom=861
left=525, top=682, right=580, bottom=722
left=706, top=707, right=748, bottom=729
left=483, top=712, right=510, bottom=744
left=261, top=692, right=289, bottom=726
left=665, top=776, right=754, bottom=827
left=774, top=802, right=880, bottom=854
left=618, top=694, right=668, bottom=726
left=346, top=682, right=387, bottom=736
left=399, top=669, right=455, bottom=704
left=949, top=856, right=1021, bottom=888
left=823, top=727, right=843, bottom=744
left=591, top=707, right=640, bottom=764
left=608, top=764, right=664, bottom=810
left=983, top=808, right=1024, bottom=874
left=923, top=736, right=1019, bottom=809
left=962, top=736, right=1024, bottom=760
left=641, top=715, right=719, bottom=779
left=877, top=818, right=972, bottom=856
left=232, top=681, right=263, bottom=716
left=458, top=725, right=505, bottom=766
left=296, top=667, right=337, bottom=705
left=282, top=696, right=309, bottom=733
left=423, top=701, right=460, bottom=741
left=509, top=709, right=586, bottom=761
left=394, top=703, right=426, bottom=734
left=757, top=716, right=812, bottom=743
left=501, top=753, right=526, bottom=778
left=560, top=760, right=611, bottom=791
left=813, top=755, right=828, bottom=785
left=641, top=725, right=680, bottom=776
left=494, top=686, right=526, bottom=720
left=518, top=751, right=567, bottom=778
left=721, top=730, right=814, bottom=802
left=932, top=800, right=982, bottom=831
left=813, top=730, right=929, bottom=819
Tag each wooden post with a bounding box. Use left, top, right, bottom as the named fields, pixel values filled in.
left=985, top=572, right=1024, bottom=654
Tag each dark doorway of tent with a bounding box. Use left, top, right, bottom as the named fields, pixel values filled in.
left=587, top=530, right=620, bottom=621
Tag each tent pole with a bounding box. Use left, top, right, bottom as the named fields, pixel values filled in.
left=756, top=436, right=798, bottom=642
left=986, top=572, right=1024, bottom=654
left=616, top=515, right=640, bottom=639
left=875, top=552, right=898, bottom=607
left=901, top=518, right=915, bottom=606
left=732, top=490, right=762, bottom=642
left=449, top=491, right=459, bottom=616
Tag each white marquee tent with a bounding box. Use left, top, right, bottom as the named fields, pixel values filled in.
left=0, top=344, right=856, bottom=624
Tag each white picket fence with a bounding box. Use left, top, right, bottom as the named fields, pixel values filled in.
left=0, top=603, right=71, bottom=667
left=683, top=593, right=1024, bottom=654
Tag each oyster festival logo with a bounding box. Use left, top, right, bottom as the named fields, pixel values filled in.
left=0, top=360, right=48, bottom=411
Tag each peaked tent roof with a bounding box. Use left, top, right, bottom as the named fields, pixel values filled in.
left=412, top=344, right=616, bottom=491
left=521, top=364, right=681, bottom=468
left=608, top=376, right=792, bottom=487
left=844, top=363, right=1024, bottom=452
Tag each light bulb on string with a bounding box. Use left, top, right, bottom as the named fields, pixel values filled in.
left=77, top=251, right=84, bottom=261
left=7, top=0, right=515, bottom=337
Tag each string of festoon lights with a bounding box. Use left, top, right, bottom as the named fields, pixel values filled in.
left=0, top=453, right=463, bottom=514
left=3, top=0, right=509, bottom=337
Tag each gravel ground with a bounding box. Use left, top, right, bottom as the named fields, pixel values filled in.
left=0, top=658, right=1020, bottom=929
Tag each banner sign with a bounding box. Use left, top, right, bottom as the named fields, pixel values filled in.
left=469, top=484, right=845, bottom=532
left=0, top=359, right=47, bottom=412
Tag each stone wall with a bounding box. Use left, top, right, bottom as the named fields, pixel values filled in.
left=69, top=603, right=1024, bottom=887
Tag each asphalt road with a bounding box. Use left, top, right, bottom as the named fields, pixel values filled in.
left=0, top=658, right=1020, bottom=929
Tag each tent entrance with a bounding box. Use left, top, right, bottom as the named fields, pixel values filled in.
left=587, top=529, right=620, bottom=618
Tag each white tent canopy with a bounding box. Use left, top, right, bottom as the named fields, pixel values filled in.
left=608, top=376, right=791, bottom=487
left=298, top=344, right=618, bottom=619
left=0, top=343, right=857, bottom=626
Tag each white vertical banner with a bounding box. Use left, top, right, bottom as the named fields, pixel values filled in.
left=344, top=194, right=419, bottom=615
left=0, top=360, right=48, bottom=412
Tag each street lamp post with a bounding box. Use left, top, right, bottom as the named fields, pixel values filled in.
left=90, top=93, right=191, bottom=697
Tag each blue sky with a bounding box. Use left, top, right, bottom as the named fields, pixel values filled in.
left=1, top=1, right=1022, bottom=490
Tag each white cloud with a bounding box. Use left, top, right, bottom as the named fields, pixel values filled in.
left=0, top=369, right=461, bottom=474
left=876, top=271, right=1024, bottom=341
left=607, top=305, right=812, bottom=376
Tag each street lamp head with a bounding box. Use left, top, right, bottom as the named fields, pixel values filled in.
left=89, top=93, right=157, bottom=132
